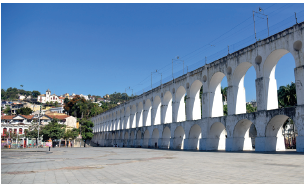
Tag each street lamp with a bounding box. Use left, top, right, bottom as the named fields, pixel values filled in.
left=253, top=7, right=269, bottom=42
left=151, top=70, right=162, bottom=89
left=172, top=56, right=184, bottom=79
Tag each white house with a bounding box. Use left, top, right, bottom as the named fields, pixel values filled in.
left=37, top=89, right=63, bottom=105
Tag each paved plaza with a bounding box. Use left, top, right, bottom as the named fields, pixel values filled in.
left=1, top=147, right=304, bottom=184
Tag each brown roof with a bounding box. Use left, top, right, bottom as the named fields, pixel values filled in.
left=59, top=97, right=65, bottom=99
left=46, top=114, right=69, bottom=120
left=21, top=115, right=34, bottom=119
left=1, top=115, right=14, bottom=120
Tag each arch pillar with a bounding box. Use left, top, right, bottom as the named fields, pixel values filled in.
left=295, top=65, right=304, bottom=106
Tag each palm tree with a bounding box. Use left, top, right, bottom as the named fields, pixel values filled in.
left=278, top=82, right=297, bottom=108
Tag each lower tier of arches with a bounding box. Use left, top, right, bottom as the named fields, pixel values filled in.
left=92, top=106, right=304, bottom=152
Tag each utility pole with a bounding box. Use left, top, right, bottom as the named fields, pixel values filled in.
left=172, top=57, right=184, bottom=79
left=295, top=12, right=298, bottom=24
left=253, top=7, right=269, bottom=41
left=37, top=104, right=41, bottom=148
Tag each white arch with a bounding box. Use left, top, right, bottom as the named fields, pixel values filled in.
left=209, top=72, right=226, bottom=117
left=265, top=115, right=289, bottom=151
left=173, top=126, right=185, bottom=149
left=233, top=119, right=254, bottom=151
left=130, top=131, right=135, bottom=140
left=175, top=86, right=186, bottom=122
left=137, top=102, right=143, bottom=127
left=125, top=107, right=130, bottom=129
left=152, top=96, right=161, bottom=125
left=232, top=62, right=253, bottom=114
left=263, top=49, right=293, bottom=110
left=143, top=130, right=150, bottom=147
left=151, top=128, right=160, bottom=148
left=189, top=80, right=203, bottom=120
left=144, top=99, right=152, bottom=126
left=208, top=122, right=226, bottom=150
left=188, top=124, right=202, bottom=150
left=162, top=91, right=172, bottom=124
left=131, top=105, right=136, bottom=128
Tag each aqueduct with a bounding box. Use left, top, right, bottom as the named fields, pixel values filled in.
left=91, top=22, right=304, bottom=152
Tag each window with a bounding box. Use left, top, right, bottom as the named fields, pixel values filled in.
left=14, top=129, right=17, bottom=134
left=19, top=128, right=22, bottom=134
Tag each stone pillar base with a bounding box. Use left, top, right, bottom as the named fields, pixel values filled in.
left=199, top=138, right=207, bottom=150
left=169, top=138, right=174, bottom=149
left=296, top=136, right=304, bottom=152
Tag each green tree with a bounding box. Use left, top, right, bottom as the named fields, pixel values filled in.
left=41, top=119, right=66, bottom=142
left=223, top=105, right=228, bottom=116
left=16, top=107, right=33, bottom=115
left=64, top=97, right=69, bottom=104
left=221, top=87, right=228, bottom=102
left=79, top=118, right=94, bottom=142
left=246, top=104, right=257, bottom=113
left=4, top=105, right=11, bottom=115
left=32, top=90, right=41, bottom=98
left=63, top=128, right=79, bottom=146
left=278, top=82, right=297, bottom=108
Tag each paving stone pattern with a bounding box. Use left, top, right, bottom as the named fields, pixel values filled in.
left=1, top=147, right=304, bottom=184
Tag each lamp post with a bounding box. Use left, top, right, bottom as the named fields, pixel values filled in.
left=253, top=7, right=269, bottom=42
left=151, top=70, right=162, bottom=89
left=172, top=56, right=184, bottom=80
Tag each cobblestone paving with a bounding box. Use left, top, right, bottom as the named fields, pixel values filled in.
left=1, top=147, right=304, bottom=184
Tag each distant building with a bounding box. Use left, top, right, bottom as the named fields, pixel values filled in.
left=10, top=103, right=24, bottom=115
left=18, top=95, right=26, bottom=101
left=37, top=89, right=63, bottom=105
left=246, top=100, right=257, bottom=108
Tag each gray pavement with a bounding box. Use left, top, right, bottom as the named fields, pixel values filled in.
left=1, top=147, right=304, bottom=184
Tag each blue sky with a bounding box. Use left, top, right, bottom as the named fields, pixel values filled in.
left=2, top=3, right=304, bottom=102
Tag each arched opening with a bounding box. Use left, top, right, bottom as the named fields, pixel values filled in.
left=207, top=122, right=226, bottom=150
left=124, top=132, right=129, bottom=140
left=175, top=86, right=186, bottom=122
left=131, top=105, right=136, bottom=128
left=117, top=111, right=120, bottom=130
left=209, top=72, right=227, bottom=117
left=143, top=130, right=150, bottom=147
left=120, top=109, right=124, bottom=130
left=232, top=62, right=257, bottom=114
left=130, top=131, right=135, bottom=140
left=173, top=126, right=185, bottom=150
left=113, top=112, right=117, bottom=130
left=137, top=102, right=143, bottom=127
left=162, top=91, right=172, bottom=124
left=265, top=115, right=297, bottom=151
left=151, top=128, right=160, bottom=148
left=143, top=99, right=152, bottom=126
left=188, top=124, right=202, bottom=150
left=188, top=80, right=203, bottom=120
left=152, top=96, right=161, bottom=125
left=115, top=132, right=119, bottom=140
left=233, top=119, right=256, bottom=151
left=125, top=107, right=130, bottom=129
left=120, top=132, right=123, bottom=140
left=263, top=50, right=296, bottom=110
left=161, top=127, right=171, bottom=149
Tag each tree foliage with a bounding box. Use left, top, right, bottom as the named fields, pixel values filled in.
left=63, top=128, right=79, bottom=141
left=4, top=106, right=11, bottom=115
left=41, top=119, right=66, bottom=141
left=1, top=87, right=41, bottom=100
left=278, top=82, right=297, bottom=108
left=78, top=118, right=94, bottom=141
left=16, top=107, right=33, bottom=115
left=64, top=95, right=103, bottom=118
